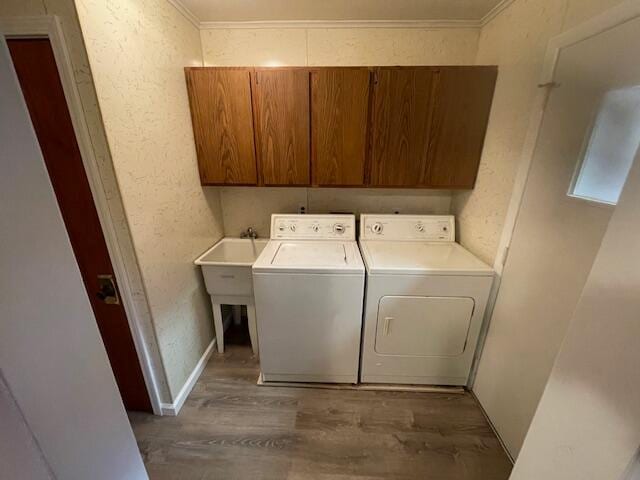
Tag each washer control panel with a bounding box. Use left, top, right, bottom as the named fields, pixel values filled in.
left=271, top=214, right=355, bottom=240
left=360, top=215, right=455, bottom=241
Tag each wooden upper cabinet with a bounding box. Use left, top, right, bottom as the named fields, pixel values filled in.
left=425, top=66, right=497, bottom=188
left=311, top=68, right=370, bottom=186
left=252, top=69, right=310, bottom=186
left=369, top=67, right=438, bottom=187
left=184, top=65, right=497, bottom=189
left=185, top=68, right=257, bottom=185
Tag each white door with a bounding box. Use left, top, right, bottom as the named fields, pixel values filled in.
left=474, top=12, right=640, bottom=458
left=375, top=296, right=474, bottom=356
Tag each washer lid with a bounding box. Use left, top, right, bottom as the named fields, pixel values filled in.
left=360, top=240, right=493, bottom=276
left=253, top=240, right=364, bottom=274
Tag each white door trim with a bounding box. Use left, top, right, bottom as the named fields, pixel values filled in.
left=0, top=15, right=164, bottom=415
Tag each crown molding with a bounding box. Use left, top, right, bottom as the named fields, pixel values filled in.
left=165, top=0, right=199, bottom=28
left=480, top=0, right=516, bottom=26
left=166, top=0, right=515, bottom=31
left=199, top=19, right=481, bottom=30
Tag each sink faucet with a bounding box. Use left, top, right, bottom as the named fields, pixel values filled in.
left=240, top=227, right=258, bottom=239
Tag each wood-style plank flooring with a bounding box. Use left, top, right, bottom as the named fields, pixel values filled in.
left=129, top=324, right=512, bottom=480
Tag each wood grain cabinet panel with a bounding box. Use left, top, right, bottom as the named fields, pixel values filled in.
left=425, top=66, right=498, bottom=188
left=185, top=68, right=257, bottom=185
left=252, top=69, right=310, bottom=186
left=311, top=68, right=370, bottom=186
left=184, top=66, right=497, bottom=189
left=369, top=67, right=438, bottom=187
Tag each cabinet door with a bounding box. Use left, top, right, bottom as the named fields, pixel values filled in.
left=311, top=68, right=370, bottom=186
left=425, top=66, right=497, bottom=188
left=252, top=69, right=310, bottom=186
left=185, top=68, right=257, bottom=185
left=369, top=67, right=437, bottom=187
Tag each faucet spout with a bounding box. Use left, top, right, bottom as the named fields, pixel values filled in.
left=240, top=227, right=258, bottom=239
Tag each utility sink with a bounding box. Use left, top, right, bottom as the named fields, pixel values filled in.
left=195, top=238, right=267, bottom=297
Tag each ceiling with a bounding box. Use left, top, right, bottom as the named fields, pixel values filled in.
left=172, top=0, right=507, bottom=26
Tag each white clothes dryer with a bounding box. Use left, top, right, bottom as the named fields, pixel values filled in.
left=359, top=215, right=494, bottom=386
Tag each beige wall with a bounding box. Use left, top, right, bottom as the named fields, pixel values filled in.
left=75, top=0, right=224, bottom=399
left=202, top=27, right=479, bottom=67
left=0, top=0, right=171, bottom=403
left=221, top=187, right=452, bottom=237
left=470, top=0, right=631, bottom=459
left=451, top=0, right=568, bottom=264
left=510, top=150, right=640, bottom=480
left=201, top=26, right=478, bottom=235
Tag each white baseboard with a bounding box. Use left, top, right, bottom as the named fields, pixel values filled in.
left=160, top=338, right=216, bottom=416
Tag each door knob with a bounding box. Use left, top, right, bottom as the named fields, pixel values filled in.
left=97, top=274, right=120, bottom=305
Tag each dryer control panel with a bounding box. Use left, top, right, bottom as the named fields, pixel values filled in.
left=360, top=215, right=455, bottom=242
left=271, top=214, right=356, bottom=240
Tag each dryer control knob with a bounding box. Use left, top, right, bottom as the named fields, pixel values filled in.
left=311, top=224, right=320, bottom=232
left=289, top=224, right=296, bottom=232
left=333, top=223, right=345, bottom=234
left=415, top=223, right=425, bottom=232
left=372, top=222, right=384, bottom=234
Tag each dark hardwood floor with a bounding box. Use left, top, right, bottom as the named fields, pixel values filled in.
left=129, top=322, right=512, bottom=480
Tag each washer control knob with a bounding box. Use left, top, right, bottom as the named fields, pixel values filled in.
left=289, top=224, right=296, bottom=232
left=278, top=224, right=286, bottom=232
left=311, top=224, right=320, bottom=232
left=333, top=223, right=345, bottom=234
left=415, top=222, right=425, bottom=232
left=371, top=222, right=384, bottom=234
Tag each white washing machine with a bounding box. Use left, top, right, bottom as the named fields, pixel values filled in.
left=253, top=214, right=365, bottom=383
left=359, top=214, right=494, bottom=386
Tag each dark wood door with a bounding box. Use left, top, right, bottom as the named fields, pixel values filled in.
left=310, top=68, right=370, bottom=186
left=252, top=68, right=310, bottom=185
left=425, top=66, right=497, bottom=188
left=369, top=67, right=438, bottom=187
left=185, top=68, right=257, bottom=185
left=8, top=38, right=152, bottom=413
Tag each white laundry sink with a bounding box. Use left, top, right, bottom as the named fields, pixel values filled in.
left=195, top=238, right=267, bottom=296
left=195, top=238, right=267, bottom=355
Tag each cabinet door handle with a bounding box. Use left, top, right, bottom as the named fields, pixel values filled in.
left=383, top=316, right=393, bottom=335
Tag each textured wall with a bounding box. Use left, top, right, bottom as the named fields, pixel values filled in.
left=201, top=26, right=477, bottom=235
left=306, top=28, right=480, bottom=66
left=468, top=0, right=629, bottom=459
left=451, top=0, right=568, bottom=265
left=0, top=0, right=170, bottom=401
left=76, top=0, right=224, bottom=399
left=220, top=187, right=452, bottom=237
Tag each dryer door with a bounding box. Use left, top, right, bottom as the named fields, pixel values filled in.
left=375, top=296, right=474, bottom=356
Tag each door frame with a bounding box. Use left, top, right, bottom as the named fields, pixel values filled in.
left=469, top=0, right=640, bottom=387
left=0, top=15, right=163, bottom=415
